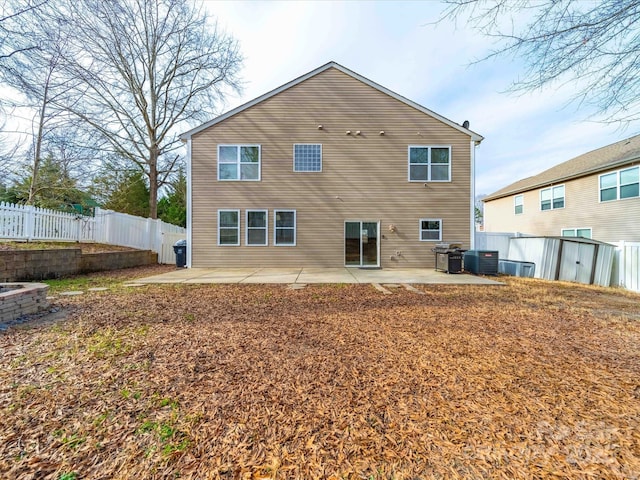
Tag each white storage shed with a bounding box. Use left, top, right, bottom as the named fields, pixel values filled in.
left=507, top=236, right=615, bottom=286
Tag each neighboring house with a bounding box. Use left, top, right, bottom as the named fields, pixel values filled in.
left=180, top=62, right=483, bottom=268
left=483, top=135, right=640, bottom=243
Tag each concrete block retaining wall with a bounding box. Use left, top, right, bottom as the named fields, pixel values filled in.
left=0, top=283, right=49, bottom=323
left=0, top=249, right=157, bottom=282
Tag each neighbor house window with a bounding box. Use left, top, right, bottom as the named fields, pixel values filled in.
left=218, top=145, right=261, bottom=181
left=540, top=185, right=564, bottom=210
left=419, top=218, right=442, bottom=241
left=514, top=195, right=524, bottom=215
left=274, top=210, right=296, bottom=246
left=246, top=210, right=268, bottom=246
left=561, top=228, right=592, bottom=239
left=218, top=210, right=240, bottom=246
left=409, top=146, right=451, bottom=182
left=294, top=144, right=322, bottom=172
left=600, top=166, right=639, bottom=201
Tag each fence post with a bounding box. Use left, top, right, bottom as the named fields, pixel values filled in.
left=619, top=240, right=626, bottom=288
left=24, top=205, right=35, bottom=241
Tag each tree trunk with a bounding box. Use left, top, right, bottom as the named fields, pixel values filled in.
left=149, top=147, right=158, bottom=219
left=27, top=77, right=50, bottom=205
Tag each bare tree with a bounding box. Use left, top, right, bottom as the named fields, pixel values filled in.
left=0, top=0, right=49, bottom=62
left=439, top=0, right=640, bottom=125
left=58, top=0, right=242, bottom=218
left=0, top=1, right=80, bottom=205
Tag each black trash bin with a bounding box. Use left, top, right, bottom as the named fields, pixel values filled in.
left=173, top=239, right=187, bottom=268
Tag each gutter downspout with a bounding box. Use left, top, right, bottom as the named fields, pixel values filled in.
left=185, top=137, right=193, bottom=268
left=470, top=140, right=477, bottom=250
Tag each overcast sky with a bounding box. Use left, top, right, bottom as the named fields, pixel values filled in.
left=204, top=0, right=639, bottom=195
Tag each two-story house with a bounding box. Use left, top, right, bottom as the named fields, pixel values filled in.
left=180, top=62, right=483, bottom=268
left=483, top=135, right=640, bottom=243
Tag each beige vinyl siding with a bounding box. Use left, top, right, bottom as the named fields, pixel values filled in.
left=483, top=170, right=640, bottom=242
left=191, top=68, right=473, bottom=268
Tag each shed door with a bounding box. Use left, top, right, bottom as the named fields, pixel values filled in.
left=559, top=241, right=595, bottom=284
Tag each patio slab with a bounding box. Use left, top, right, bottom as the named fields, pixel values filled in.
left=136, top=268, right=502, bottom=285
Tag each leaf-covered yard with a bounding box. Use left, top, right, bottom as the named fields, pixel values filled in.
left=1, top=271, right=639, bottom=479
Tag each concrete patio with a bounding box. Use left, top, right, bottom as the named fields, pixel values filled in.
left=135, top=267, right=503, bottom=285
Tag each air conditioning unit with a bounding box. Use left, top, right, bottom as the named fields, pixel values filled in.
left=464, top=250, right=499, bottom=275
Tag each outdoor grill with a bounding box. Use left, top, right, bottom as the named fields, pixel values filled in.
left=432, top=242, right=465, bottom=274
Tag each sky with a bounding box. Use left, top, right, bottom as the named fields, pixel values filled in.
left=202, top=0, right=639, bottom=196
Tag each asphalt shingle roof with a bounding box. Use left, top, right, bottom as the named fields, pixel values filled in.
left=484, top=134, right=640, bottom=201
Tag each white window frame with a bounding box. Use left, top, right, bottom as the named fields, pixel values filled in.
left=561, top=227, right=592, bottom=239
left=599, top=166, right=640, bottom=202
left=514, top=194, right=524, bottom=215
left=217, top=209, right=240, bottom=246
left=274, top=210, right=296, bottom=246
left=217, top=144, right=261, bottom=181
left=245, top=209, right=268, bottom=246
left=408, top=145, right=452, bottom=182
left=293, top=144, right=322, bottom=172
left=540, top=185, right=565, bottom=211
left=419, top=218, right=442, bottom=242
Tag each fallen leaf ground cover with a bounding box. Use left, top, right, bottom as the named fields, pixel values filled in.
left=1, top=271, right=639, bottom=479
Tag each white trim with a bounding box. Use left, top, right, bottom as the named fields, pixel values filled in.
left=180, top=62, right=483, bottom=143
left=217, top=144, right=261, bottom=181
left=186, top=138, right=193, bottom=267
left=274, top=209, right=296, bottom=246
left=419, top=218, right=443, bottom=242
left=539, top=184, right=565, bottom=211
left=470, top=140, right=476, bottom=250
left=408, top=145, right=452, bottom=182
left=561, top=227, right=592, bottom=239
left=217, top=209, right=240, bottom=246
left=293, top=143, right=323, bottom=172
left=245, top=209, right=268, bottom=246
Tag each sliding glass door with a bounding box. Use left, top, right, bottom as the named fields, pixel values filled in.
left=345, top=221, right=379, bottom=267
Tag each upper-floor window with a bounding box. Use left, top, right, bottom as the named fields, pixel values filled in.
left=514, top=194, right=524, bottom=215
left=540, top=185, right=564, bottom=210
left=600, top=166, right=639, bottom=202
left=294, top=144, right=322, bottom=172
left=218, top=209, right=240, bottom=246
left=561, top=227, right=592, bottom=239
left=408, top=146, right=451, bottom=182
left=419, top=218, right=442, bottom=241
left=218, top=145, right=261, bottom=181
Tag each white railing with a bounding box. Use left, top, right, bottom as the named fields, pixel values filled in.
left=476, top=231, right=640, bottom=292
left=0, top=202, right=186, bottom=264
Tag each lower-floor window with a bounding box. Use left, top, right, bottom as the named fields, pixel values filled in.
left=246, top=210, right=268, bottom=246
left=274, top=210, right=296, bottom=246
left=419, top=218, right=442, bottom=241
left=218, top=210, right=240, bottom=245
left=561, top=227, right=592, bottom=239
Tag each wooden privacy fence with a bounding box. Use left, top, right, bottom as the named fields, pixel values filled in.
left=476, top=232, right=640, bottom=293
left=0, top=202, right=186, bottom=264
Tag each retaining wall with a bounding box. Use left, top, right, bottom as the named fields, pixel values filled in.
left=0, top=283, right=49, bottom=323
left=0, top=249, right=157, bottom=282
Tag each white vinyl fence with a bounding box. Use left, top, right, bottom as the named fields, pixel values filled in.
left=0, top=202, right=186, bottom=264
left=476, top=231, right=640, bottom=292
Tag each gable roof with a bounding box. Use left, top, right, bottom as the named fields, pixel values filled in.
left=484, top=134, right=640, bottom=201
left=180, top=61, right=484, bottom=142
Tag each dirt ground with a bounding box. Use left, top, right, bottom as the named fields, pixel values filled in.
left=0, top=269, right=639, bottom=479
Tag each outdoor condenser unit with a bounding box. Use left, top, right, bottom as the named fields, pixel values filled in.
left=464, top=250, right=499, bottom=275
